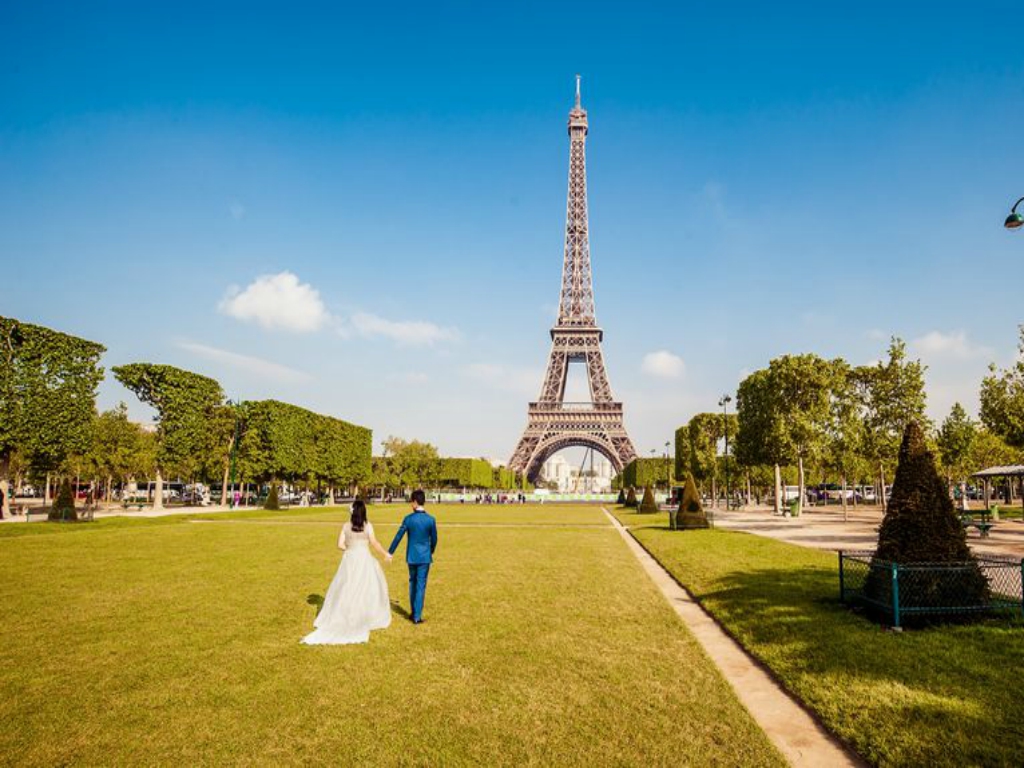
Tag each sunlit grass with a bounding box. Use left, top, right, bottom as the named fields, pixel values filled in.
left=630, top=527, right=1024, bottom=767
left=0, top=505, right=781, bottom=766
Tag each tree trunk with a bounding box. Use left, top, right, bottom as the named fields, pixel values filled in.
left=153, top=469, right=164, bottom=510
left=45, top=473, right=52, bottom=505
left=106, top=475, right=113, bottom=504
left=711, top=476, right=717, bottom=509
left=745, top=473, right=752, bottom=507
left=796, top=456, right=805, bottom=516
left=773, top=464, right=782, bottom=515
left=960, top=481, right=969, bottom=511
left=841, top=473, right=848, bottom=521
left=221, top=462, right=230, bottom=506
left=0, top=453, right=9, bottom=519
left=983, top=478, right=990, bottom=510
left=878, top=461, right=887, bottom=512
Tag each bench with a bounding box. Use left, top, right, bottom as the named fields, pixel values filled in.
left=961, top=515, right=995, bottom=538
left=122, top=502, right=147, bottom=511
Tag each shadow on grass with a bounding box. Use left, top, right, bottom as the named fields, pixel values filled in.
left=390, top=600, right=413, bottom=622
left=686, top=561, right=1024, bottom=766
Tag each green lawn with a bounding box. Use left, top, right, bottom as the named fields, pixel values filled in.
left=627, top=524, right=1024, bottom=767
left=0, top=505, right=781, bottom=766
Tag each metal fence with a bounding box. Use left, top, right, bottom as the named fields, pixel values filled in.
left=839, top=550, right=1024, bottom=628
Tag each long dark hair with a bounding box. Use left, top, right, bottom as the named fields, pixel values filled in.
left=350, top=500, right=367, bottom=532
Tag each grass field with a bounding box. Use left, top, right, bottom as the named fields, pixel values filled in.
left=0, top=504, right=782, bottom=766
left=623, top=521, right=1024, bottom=767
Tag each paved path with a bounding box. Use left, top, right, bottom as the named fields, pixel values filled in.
left=604, top=508, right=861, bottom=768
left=713, top=506, right=1024, bottom=558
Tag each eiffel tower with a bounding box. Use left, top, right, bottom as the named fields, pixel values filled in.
left=509, top=76, right=638, bottom=482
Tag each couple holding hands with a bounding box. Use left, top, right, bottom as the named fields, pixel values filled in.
left=302, top=489, right=438, bottom=645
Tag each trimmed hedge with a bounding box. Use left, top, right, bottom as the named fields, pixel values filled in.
left=617, top=457, right=672, bottom=490
left=239, top=400, right=371, bottom=488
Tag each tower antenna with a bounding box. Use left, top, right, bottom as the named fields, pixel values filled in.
left=575, top=74, right=581, bottom=108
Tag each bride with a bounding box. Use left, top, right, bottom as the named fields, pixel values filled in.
left=302, top=500, right=393, bottom=645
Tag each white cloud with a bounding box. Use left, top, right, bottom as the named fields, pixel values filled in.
left=641, top=350, right=686, bottom=379
left=462, top=363, right=542, bottom=396
left=911, top=330, right=990, bottom=360
left=229, top=200, right=246, bottom=220
left=349, top=311, right=459, bottom=346
left=175, top=341, right=312, bottom=384
left=219, top=271, right=329, bottom=333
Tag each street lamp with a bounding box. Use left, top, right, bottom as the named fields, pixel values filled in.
left=1006, top=196, right=1024, bottom=230
left=719, top=395, right=733, bottom=512
left=664, top=440, right=671, bottom=501
left=227, top=399, right=241, bottom=508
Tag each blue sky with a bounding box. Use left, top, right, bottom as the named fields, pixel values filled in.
left=2, top=2, right=1023, bottom=459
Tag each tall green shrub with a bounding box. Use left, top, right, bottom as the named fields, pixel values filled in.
left=866, top=422, right=988, bottom=621
left=625, top=486, right=637, bottom=508
left=616, top=489, right=626, bottom=505
left=675, top=473, right=709, bottom=530
left=639, top=485, right=658, bottom=514
left=264, top=484, right=281, bottom=511
left=49, top=479, right=76, bottom=521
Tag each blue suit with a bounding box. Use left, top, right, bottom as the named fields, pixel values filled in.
left=388, top=508, right=438, bottom=622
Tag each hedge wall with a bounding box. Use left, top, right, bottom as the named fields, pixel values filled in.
left=618, top=457, right=673, bottom=489
left=239, top=399, right=371, bottom=487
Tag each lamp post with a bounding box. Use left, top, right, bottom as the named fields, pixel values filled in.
left=664, top=440, right=671, bottom=502
left=1005, top=197, right=1024, bottom=230
left=228, top=399, right=240, bottom=508
left=719, top=395, right=732, bottom=511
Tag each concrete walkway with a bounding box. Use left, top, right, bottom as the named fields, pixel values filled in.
left=713, top=505, right=1024, bottom=559
left=603, top=509, right=861, bottom=768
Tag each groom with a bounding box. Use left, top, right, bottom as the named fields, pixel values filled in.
left=388, top=489, right=438, bottom=624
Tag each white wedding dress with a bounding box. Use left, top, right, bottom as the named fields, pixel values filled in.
left=302, top=522, right=391, bottom=645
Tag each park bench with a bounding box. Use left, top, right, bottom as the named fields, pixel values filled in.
left=24, top=507, right=49, bottom=522
left=122, top=501, right=147, bottom=511
left=961, top=514, right=996, bottom=538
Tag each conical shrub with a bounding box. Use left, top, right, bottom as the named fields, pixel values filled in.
left=264, top=484, right=281, bottom=511
left=625, top=486, right=637, bottom=508
left=49, top=479, right=77, bottom=522
left=675, top=473, right=709, bottom=530
left=866, top=421, right=988, bottom=622
left=616, top=489, right=626, bottom=506
left=639, top=485, right=658, bottom=514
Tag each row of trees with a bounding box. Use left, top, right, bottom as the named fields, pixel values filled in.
left=370, top=436, right=524, bottom=496
left=0, top=316, right=373, bottom=515
left=640, top=333, right=1024, bottom=516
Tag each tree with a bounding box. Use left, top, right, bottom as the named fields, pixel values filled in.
left=113, top=364, right=225, bottom=510
left=688, top=413, right=723, bottom=505
left=937, top=403, right=976, bottom=507
left=980, top=326, right=1024, bottom=451
left=0, top=317, right=105, bottom=518
left=625, top=486, right=638, bottom=508
left=88, top=403, right=147, bottom=502
left=824, top=361, right=867, bottom=520
left=675, top=472, right=709, bottom=530
left=767, top=354, right=834, bottom=517
left=857, top=338, right=927, bottom=510
left=736, top=369, right=789, bottom=514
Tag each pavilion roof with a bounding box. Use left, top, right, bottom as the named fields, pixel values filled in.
left=971, top=465, right=1024, bottom=478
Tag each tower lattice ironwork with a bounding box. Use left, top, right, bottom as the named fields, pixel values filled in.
left=509, top=77, right=638, bottom=482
